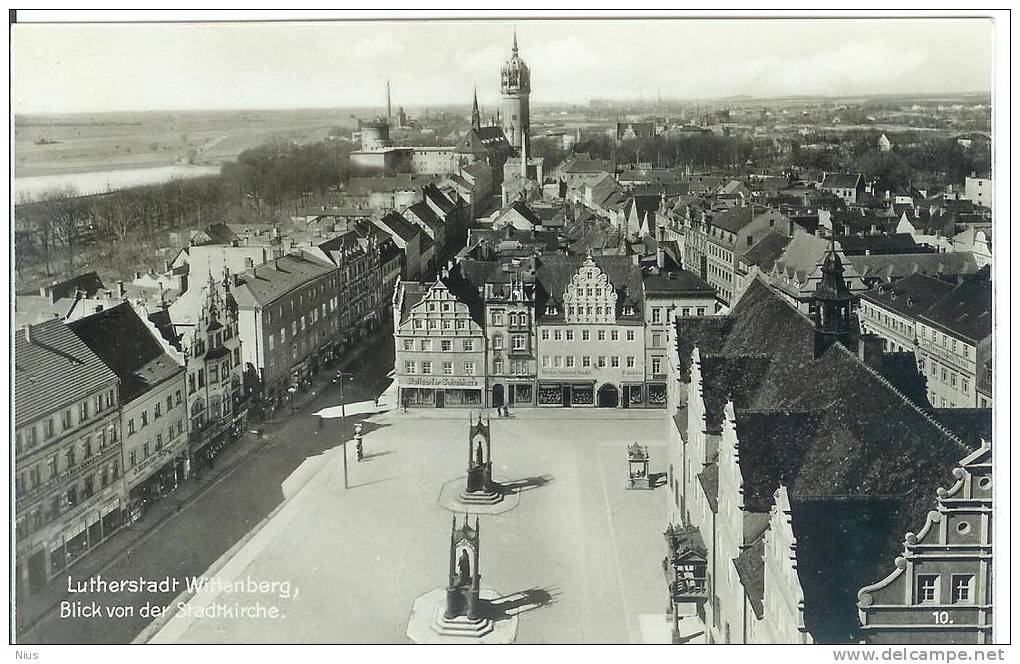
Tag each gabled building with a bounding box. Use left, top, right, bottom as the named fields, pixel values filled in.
left=664, top=262, right=986, bottom=643
left=819, top=172, right=864, bottom=205
left=69, top=303, right=189, bottom=518
left=15, top=319, right=124, bottom=594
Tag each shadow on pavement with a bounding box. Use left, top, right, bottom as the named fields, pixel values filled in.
left=479, top=586, right=559, bottom=621
left=498, top=474, right=553, bottom=495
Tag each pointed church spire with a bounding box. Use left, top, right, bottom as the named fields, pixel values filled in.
left=471, top=86, right=481, bottom=130
left=512, top=27, right=518, bottom=54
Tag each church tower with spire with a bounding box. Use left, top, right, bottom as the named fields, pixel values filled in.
left=811, top=242, right=857, bottom=358
left=500, top=29, right=531, bottom=154
left=470, top=86, right=481, bottom=131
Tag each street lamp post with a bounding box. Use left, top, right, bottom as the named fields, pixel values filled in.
left=334, top=371, right=355, bottom=489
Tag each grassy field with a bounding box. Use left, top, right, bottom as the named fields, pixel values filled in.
left=14, top=108, right=362, bottom=178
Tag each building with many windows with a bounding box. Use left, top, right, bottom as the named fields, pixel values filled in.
left=15, top=320, right=124, bottom=594
left=161, top=272, right=248, bottom=472
left=231, top=252, right=340, bottom=410
left=69, top=303, right=189, bottom=520
left=643, top=270, right=717, bottom=399
left=393, top=276, right=487, bottom=408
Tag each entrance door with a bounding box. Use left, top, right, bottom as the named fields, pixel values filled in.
left=622, top=385, right=631, bottom=408
left=492, top=384, right=505, bottom=408
left=597, top=383, right=619, bottom=408
left=435, top=390, right=445, bottom=408
left=562, top=385, right=572, bottom=407
left=28, top=550, right=47, bottom=591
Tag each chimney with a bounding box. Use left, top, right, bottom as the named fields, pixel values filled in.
left=117, top=280, right=126, bottom=298
left=244, top=257, right=254, bottom=270
left=24, top=323, right=32, bottom=344
left=858, top=333, right=884, bottom=373
left=134, top=271, right=142, bottom=279
left=163, top=259, right=171, bottom=273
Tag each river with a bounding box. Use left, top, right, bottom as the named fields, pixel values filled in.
left=14, top=164, right=222, bottom=201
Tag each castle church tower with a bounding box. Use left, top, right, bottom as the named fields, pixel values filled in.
left=500, top=29, right=531, bottom=154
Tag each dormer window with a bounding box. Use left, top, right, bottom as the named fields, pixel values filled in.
left=623, top=306, right=635, bottom=316
left=545, top=305, right=558, bottom=315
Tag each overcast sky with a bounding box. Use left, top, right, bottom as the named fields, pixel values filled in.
left=13, top=18, right=994, bottom=114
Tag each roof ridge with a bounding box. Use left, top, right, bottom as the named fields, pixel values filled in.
left=828, top=343, right=970, bottom=454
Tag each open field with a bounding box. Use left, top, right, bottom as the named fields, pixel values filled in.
left=13, top=108, right=363, bottom=180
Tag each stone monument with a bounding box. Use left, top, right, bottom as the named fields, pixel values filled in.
left=459, top=412, right=502, bottom=504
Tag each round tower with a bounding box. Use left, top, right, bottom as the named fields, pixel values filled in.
left=500, top=29, right=531, bottom=153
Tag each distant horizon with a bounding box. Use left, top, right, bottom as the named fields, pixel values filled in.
left=13, top=19, right=993, bottom=115
left=12, top=89, right=994, bottom=119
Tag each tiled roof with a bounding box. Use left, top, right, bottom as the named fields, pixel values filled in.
left=676, top=277, right=976, bottom=643
left=918, top=267, right=992, bottom=342
left=820, top=173, right=862, bottom=189
left=407, top=201, right=445, bottom=231
left=860, top=273, right=954, bottom=318
left=740, top=232, right=792, bottom=271
left=534, top=254, right=645, bottom=322
left=375, top=211, right=419, bottom=242
left=423, top=183, right=456, bottom=215
left=15, top=318, right=120, bottom=428
left=849, top=252, right=981, bottom=284
left=33, top=271, right=105, bottom=300
left=642, top=269, right=714, bottom=297
left=928, top=408, right=992, bottom=449
left=835, top=233, right=929, bottom=256
left=230, top=252, right=336, bottom=308
left=68, top=302, right=183, bottom=404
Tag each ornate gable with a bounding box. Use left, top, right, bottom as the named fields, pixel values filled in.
left=563, top=254, right=618, bottom=324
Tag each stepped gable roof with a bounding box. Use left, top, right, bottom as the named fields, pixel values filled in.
left=230, top=252, right=336, bottom=308
left=15, top=318, right=120, bottom=428
left=860, top=273, right=954, bottom=318
left=918, top=267, right=992, bottom=342
left=740, top=231, right=792, bottom=271
left=441, top=263, right=492, bottom=326
left=68, top=302, right=182, bottom=404
left=533, top=254, right=644, bottom=321
left=732, top=534, right=766, bottom=619
left=849, top=252, right=980, bottom=284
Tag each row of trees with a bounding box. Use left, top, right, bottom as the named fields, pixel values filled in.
left=568, top=133, right=765, bottom=171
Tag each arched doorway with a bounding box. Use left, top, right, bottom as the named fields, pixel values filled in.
left=597, top=383, right=619, bottom=408
left=492, top=384, right=505, bottom=408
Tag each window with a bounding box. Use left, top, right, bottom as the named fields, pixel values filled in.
left=627, top=330, right=635, bottom=342
left=62, top=410, right=73, bottom=430
left=48, top=456, right=58, bottom=479
left=652, top=308, right=662, bottom=323
left=566, top=356, right=575, bottom=368
left=106, top=389, right=116, bottom=409
left=143, top=442, right=151, bottom=458
left=403, top=340, right=413, bottom=351
left=916, top=575, right=939, bottom=603
left=129, top=451, right=137, bottom=468
left=456, top=320, right=466, bottom=330
left=697, top=307, right=706, bottom=316
left=582, top=330, right=590, bottom=341
left=441, top=340, right=452, bottom=352
left=626, top=356, right=635, bottom=368
left=405, top=361, right=417, bottom=374
left=582, top=356, right=591, bottom=368
left=611, top=330, right=619, bottom=341
left=598, top=330, right=606, bottom=341
left=542, top=356, right=550, bottom=368
left=465, top=362, right=476, bottom=376
left=610, top=356, right=619, bottom=368
left=492, top=335, right=503, bottom=350
left=167, top=396, right=173, bottom=411
left=492, top=310, right=504, bottom=326
left=84, top=437, right=92, bottom=459
left=566, top=330, right=574, bottom=341
left=422, top=362, right=432, bottom=375
left=156, top=433, right=163, bottom=450
left=493, top=360, right=503, bottom=374
left=94, top=395, right=104, bottom=414
left=652, top=358, right=662, bottom=375
left=442, top=320, right=451, bottom=330
left=65, top=446, right=76, bottom=468
left=541, top=330, right=550, bottom=340
left=420, top=339, right=431, bottom=351
left=198, top=369, right=205, bottom=388
left=128, top=418, right=136, bottom=435
left=512, top=335, right=526, bottom=351
left=79, top=401, right=90, bottom=423
left=141, top=411, right=149, bottom=427
left=464, top=340, right=474, bottom=351
left=553, top=356, right=561, bottom=368
left=597, top=356, right=606, bottom=368
left=652, top=333, right=662, bottom=348
left=443, top=362, right=454, bottom=376
left=554, top=330, right=562, bottom=340
left=44, top=418, right=55, bottom=439
left=154, top=402, right=162, bottom=419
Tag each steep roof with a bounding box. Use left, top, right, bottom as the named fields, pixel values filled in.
left=407, top=200, right=445, bottom=232
left=836, top=233, right=930, bottom=256
left=918, top=267, right=992, bottom=342
left=68, top=302, right=183, bottom=404
left=642, top=269, right=715, bottom=297
left=534, top=254, right=644, bottom=322
left=676, top=277, right=975, bottom=643
left=740, top=231, right=792, bottom=271
left=376, top=211, right=420, bottom=242
left=820, top=173, right=862, bottom=190
left=230, top=252, right=336, bottom=308
left=15, top=318, right=120, bottom=428
left=860, top=273, right=954, bottom=318
left=849, top=252, right=981, bottom=284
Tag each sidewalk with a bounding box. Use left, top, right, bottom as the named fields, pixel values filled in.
left=14, top=426, right=272, bottom=635
left=14, top=327, right=392, bottom=637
